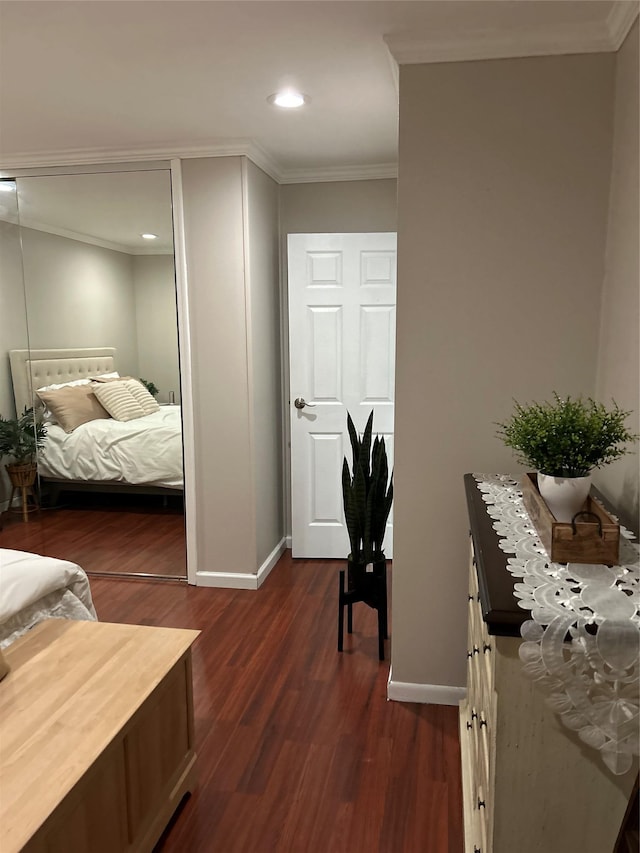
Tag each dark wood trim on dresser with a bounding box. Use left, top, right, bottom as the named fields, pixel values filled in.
left=463, top=474, right=524, bottom=637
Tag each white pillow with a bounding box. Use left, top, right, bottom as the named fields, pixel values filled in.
left=37, top=372, right=120, bottom=421
left=36, top=372, right=119, bottom=394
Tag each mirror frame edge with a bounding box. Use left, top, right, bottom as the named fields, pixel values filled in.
left=170, top=159, right=198, bottom=585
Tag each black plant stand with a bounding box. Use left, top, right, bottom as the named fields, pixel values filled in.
left=338, top=560, right=388, bottom=661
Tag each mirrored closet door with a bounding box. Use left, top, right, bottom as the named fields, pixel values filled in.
left=1, top=166, right=187, bottom=580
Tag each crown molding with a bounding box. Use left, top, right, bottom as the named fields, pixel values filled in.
left=384, top=10, right=636, bottom=66
left=607, top=0, right=640, bottom=49
left=0, top=142, right=397, bottom=185
left=0, top=138, right=283, bottom=183
left=278, top=162, right=397, bottom=184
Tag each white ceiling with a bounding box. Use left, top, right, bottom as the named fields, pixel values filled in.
left=0, top=1, right=636, bottom=183
left=0, top=0, right=636, bottom=251
left=6, top=171, right=175, bottom=254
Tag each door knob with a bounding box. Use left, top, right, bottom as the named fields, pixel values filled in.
left=294, top=397, right=316, bottom=409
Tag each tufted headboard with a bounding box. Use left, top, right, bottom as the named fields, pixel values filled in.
left=9, top=348, right=117, bottom=414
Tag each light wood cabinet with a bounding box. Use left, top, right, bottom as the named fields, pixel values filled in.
left=0, top=619, right=199, bottom=853
left=461, top=475, right=638, bottom=853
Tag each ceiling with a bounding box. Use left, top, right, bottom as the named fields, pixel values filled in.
left=0, top=1, right=635, bottom=251
left=3, top=171, right=175, bottom=254
left=0, top=0, right=636, bottom=184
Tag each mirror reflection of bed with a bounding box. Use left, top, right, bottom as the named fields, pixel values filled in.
left=3, top=347, right=186, bottom=578
left=0, top=169, right=186, bottom=580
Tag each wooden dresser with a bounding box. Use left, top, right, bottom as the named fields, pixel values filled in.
left=0, top=619, right=199, bottom=853
left=461, top=474, right=638, bottom=853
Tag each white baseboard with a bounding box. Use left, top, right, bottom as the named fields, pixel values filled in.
left=195, top=538, right=286, bottom=590
left=256, top=538, right=286, bottom=588
left=285, top=535, right=292, bottom=549
left=387, top=667, right=466, bottom=706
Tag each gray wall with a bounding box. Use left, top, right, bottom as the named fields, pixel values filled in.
left=594, top=23, right=640, bottom=527
left=280, top=179, right=397, bottom=234
left=181, top=156, right=257, bottom=575
left=180, top=156, right=286, bottom=577
left=20, top=228, right=139, bottom=376
left=393, top=53, right=616, bottom=690
left=133, top=254, right=180, bottom=404
left=246, top=160, right=284, bottom=567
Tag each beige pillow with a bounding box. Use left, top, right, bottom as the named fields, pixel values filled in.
left=91, top=381, right=145, bottom=422
left=36, top=385, right=111, bottom=433
left=123, top=379, right=160, bottom=415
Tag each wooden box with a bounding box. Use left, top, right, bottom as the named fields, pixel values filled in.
left=521, top=473, right=620, bottom=565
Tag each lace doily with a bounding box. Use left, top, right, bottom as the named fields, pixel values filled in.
left=473, top=473, right=640, bottom=776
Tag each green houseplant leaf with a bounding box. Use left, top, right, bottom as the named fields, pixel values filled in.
left=0, top=407, right=47, bottom=465
left=342, top=410, right=394, bottom=561
left=496, top=393, right=638, bottom=477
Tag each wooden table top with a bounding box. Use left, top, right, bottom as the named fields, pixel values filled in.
left=0, top=619, right=200, bottom=852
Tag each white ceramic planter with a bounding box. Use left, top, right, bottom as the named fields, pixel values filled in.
left=537, top=473, right=592, bottom=523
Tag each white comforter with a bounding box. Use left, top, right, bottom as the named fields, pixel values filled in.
left=38, top=405, right=183, bottom=488
left=0, top=549, right=97, bottom=648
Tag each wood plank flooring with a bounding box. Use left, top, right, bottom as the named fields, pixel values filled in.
left=0, top=494, right=186, bottom=578
left=89, top=553, right=463, bottom=853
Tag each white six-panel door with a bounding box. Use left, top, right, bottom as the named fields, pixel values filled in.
left=288, top=233, right=396, bottom=558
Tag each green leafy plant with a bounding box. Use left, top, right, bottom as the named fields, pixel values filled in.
left=342, top=411, right=394, bottom=563
left=0, top=406, right=47, bottom=465
left=139, top=378, right=159, bottom=397
left=496, top=393, right=638, bottom=477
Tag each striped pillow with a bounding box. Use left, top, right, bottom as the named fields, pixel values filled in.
left=123, top=379, right=160, bottom=415
left=92, top=382, right=145, bottom=422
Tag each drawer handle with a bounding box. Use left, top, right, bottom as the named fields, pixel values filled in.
left=479, top=719, right=487, bottom=728
left=483, top=643, right=491, bottom=653
left=474, top=848, right=482, bottom=853
left=473, top=646, right=480, bottom=655
left=466, top=721, right=473, bottom=730
left=571, top=510, right=603, bottom=538
left=468, top=594, right=474, bottom=602
left=471, top=711, right=478, bottom=720
left=472, top=555, right=477, bottom=566
left=478, top=799, right=486, bottom=809
left=467, top=650, right=473, bottom=658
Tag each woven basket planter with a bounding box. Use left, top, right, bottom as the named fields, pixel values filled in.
left=5, top=462, right=37, bottom=488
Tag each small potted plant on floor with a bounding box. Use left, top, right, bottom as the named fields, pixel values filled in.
left=339, top=410, right=394, bottom=660
left=0, top=406, right=47, bottom=491
left=496, top=393, right=638, bottom=522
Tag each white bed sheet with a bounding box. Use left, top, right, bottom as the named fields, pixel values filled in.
left=38, top=405, right=183, bottom=489
left=0, top=549, right=97, bottom=648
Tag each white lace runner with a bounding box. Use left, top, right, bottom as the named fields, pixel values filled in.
left=473, top=473, right=640, bottom=776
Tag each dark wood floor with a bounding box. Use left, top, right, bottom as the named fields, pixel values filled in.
left=0, top=493, right=186, bottom=578
left=89, top=553, right=463, bottom=853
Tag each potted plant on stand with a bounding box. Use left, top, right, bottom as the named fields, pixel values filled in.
left=0, top=406, right=47, bottom=522
left=339, top=410, right=394, bottom=660
left=497, top=393, right=638, bottom=522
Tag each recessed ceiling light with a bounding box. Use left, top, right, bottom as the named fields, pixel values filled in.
left=141, top=233, right=158, bottom=240
left=0, top=181, right=16, bottom=193
left=267, top=90, right=309, bottom=109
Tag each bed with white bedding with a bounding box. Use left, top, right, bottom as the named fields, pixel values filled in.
left=0, top=548, right=97, bottom=648
left=9, top=347, right=184, bottom=496
left=39, top=405, right=183, bottom=488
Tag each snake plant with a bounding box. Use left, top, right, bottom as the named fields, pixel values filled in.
left=342, top=410, right=394, bottom=563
